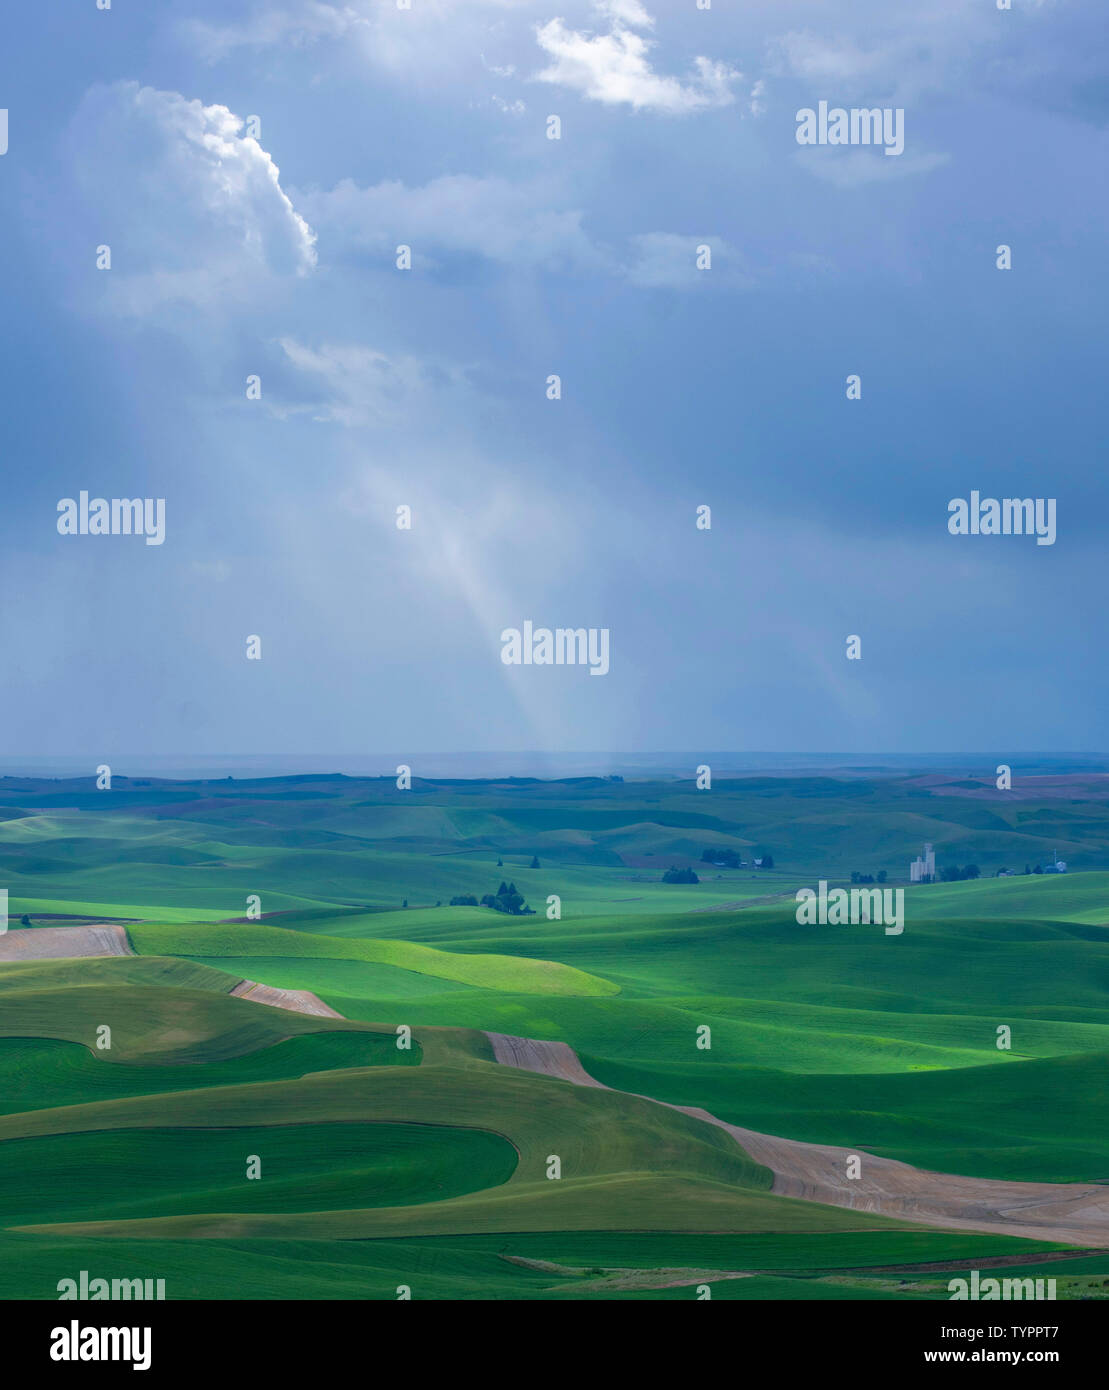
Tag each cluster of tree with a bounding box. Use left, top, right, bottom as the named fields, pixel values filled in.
left=850, top=870, right=888, bottom=884
left=939, top=864, right=981, bottom=881
left=482, top=881, right=535, bottom=915
left=451, top=882, right=536, bottom=913
left=662, top=866, right=699, bottom=884
left=697, top=848, right=775, bottom=869
left=701, top=847, right=742, bottom=868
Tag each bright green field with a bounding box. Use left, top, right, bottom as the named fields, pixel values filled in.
left=129, top=920, right=618, bottom=997
left=1, top=770, right=1105, bottom=1298
left=0, top=1123, right=518, bottom=1223
left=0, top=1033, right=420, bottom=1117
left=0, top=1232, right=1048, bottom=1302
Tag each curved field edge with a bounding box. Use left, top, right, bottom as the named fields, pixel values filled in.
left=0, top=1123, right=519, bottom=1223
left=1, top=1229, right=1083, bottom=1301
left=578, top=1049, right=1109, bottom=1183
left=0, top=1033, right=422, bottom=1116
left=0, top=980, right=399, bottom=1064
left=0, top=1063, right=948, bottom=1241
left=128, top=922, right=618, bottom=997
left=0, top=1060, right=770, bottom=1190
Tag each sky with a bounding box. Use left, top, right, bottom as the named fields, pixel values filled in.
left=0, top=0, right=1106, bottom=762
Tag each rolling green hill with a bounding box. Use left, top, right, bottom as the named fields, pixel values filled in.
left=2, top=770, right=1106, bottom=1297
left=129, top=921, right=619, bottom=997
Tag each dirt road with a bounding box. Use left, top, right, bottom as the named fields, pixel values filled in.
left=486, top=1031, right=1109, bottom=1248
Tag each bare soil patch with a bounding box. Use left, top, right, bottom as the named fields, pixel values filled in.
left=229, top=979, right=345, bottom=1019
left=0, top=925, right=133, bottom=960
left=487, top=1032, right=1109, bottom=1248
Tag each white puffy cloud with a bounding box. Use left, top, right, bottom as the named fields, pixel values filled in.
left=534, top=11, right=742, bottom=113
left=67, top=82, right=316, bottom=315
left=302, top=172, right=607, bottom=271
left=595, top=0, right=654, bottom=26
left=303, top=169, right=770, bottom=290
left=273, top=338, right=468, bottom=426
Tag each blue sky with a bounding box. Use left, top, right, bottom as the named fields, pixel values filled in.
left=0, top=0, right=1106, bottom=760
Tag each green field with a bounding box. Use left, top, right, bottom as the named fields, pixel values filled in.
left=1, top=770, right=1106, bottom=1298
